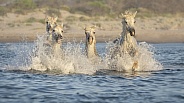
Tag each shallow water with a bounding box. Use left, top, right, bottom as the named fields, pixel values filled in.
left=0, top=42, right=184, bottom=103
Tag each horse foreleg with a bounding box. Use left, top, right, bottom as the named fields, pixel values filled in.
left=132, top=60, right=138, bottom=71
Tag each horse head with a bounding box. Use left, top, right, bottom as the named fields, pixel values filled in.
left=84, top=26, right=96, bottom=45
left=121, top=10, right=137, bottom=36
left=52, top=24, right=64, bottom=44
left=45, top=16, right=58, bottom=33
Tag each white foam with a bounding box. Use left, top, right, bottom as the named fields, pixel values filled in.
left=5, top=34, right=162, bottom=75
left=29, top=35, right=99, bottom=75
left=104, top=41, right=163, bottom=72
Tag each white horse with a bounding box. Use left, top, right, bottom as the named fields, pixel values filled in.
left=84, top=26, right=101, bottom=63
left=109, top=10, right=138, bottom=72
left=45, top=16, right=58, bottom=43
left=51, top=24, right=64, bottom=55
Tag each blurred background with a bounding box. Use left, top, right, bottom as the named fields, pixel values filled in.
left=0, top=0, right=184, bottom=43
left=1, top=0, right=184, bottom=17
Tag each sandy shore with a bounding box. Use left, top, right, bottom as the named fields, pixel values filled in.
left=0, top=29, right=184, bottom=43
left=0, top=11, right=184, bottom=43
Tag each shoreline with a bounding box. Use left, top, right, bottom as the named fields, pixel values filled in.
left=0, top=29, right=184, bottom=43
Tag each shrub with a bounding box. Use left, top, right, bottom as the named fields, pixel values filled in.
left=61, top=5, right=70, bottom=12
left=14, top=8, right=26, bottom=15
left=45, top=8, right=61, bottom=17
left=79, top=16, right=90, bottom=21
left=7, top=23, right=15, bottom=27
left=0, top=7, right=8, bottom=16
left=13, top=0, right=36, bottom=10
left=65, top=16, right=78, bottom=22
left=25, top=17, right=37, bottom=23
left=87, top=1, right=111, bottom=16
left=38, top=19, right=45, bottom=24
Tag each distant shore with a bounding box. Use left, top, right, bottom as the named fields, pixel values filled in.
left=0, top=29, right=184, bottom=43
left=1, top=11, right=184, bottom=43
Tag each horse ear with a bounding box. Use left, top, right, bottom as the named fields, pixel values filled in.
left=121, top=13, right=127, bottom=18
left=53, top=17, right=58, bottom=22
left=45, top=15, right=49, bottom=21
left=133, top=11, right=137, bottom=17
left=61, top=23, right=64, bottom=27
left=121, top=13, right=124, bottom=18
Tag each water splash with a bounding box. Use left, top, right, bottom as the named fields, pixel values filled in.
left=29, top=35, right=100, bottom=75
left=104, top=41, right=163, bottom=72
left=4, top=34, right=162, bottom=75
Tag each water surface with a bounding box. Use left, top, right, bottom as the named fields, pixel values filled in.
left=0, top=43, right=184, bottom=103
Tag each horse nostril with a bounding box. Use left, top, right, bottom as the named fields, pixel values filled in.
left=58, top=35, right=62, bottom=39
left=130, top=28, right=135, bottom=36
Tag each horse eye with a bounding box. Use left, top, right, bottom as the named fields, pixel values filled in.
left=61, top=30, right=63, bottom=33
left=134, top=21, right=136, bottom=23
left=125, top=21, right=127, bottom=24
left=93, top=31, right=95, bottom=34
left=46, top=22, right=48, bottom=24
left=53, top=30, right=55, bottom=32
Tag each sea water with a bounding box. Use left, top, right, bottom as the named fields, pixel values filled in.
left=0, top=39, right=184, bottom=102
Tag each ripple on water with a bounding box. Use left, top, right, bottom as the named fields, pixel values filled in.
left=0, top=43, right=184, bottom=103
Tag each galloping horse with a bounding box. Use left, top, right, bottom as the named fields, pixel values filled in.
left=110, top=10, right=138, bottom=71
left=51, top=24, right=64, bottom=55
left=45, top=16, right=58, bottom=43
left=84, top=26, right=100, bottom=63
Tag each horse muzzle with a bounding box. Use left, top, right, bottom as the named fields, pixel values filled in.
left=87, top=36, right=93, bottom=45
left=55, top=34, right=63, bottom=44
left=129, top=28, right=135, bottom=36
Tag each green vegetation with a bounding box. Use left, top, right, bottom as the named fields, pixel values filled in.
left=25, top=17, right=45, bottom=24
left=65, top=16, right=78, bottom=22
left=25, top=17, right=37, bottom=23
left=25, top=23, right=32, bottom=26
left=38, top=19, right=45, bottom=24
left=0, top=0, right=184, bottom=17
left=79, top=16, right=90, bottom=21
left=45, top=8, right=61, bottom=17
left=7, top=23, right=15, bottom=27
left=60, top=5, right=70, bottom=12
left=88, top=1, right=110, bottom=16
left=13, top=0, right=36, bottom=10
left=0, top=7, right=8, bottom=16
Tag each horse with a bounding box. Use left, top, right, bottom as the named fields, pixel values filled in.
left=84, top=26, right=101, bottom=63
left=45, top=16, right=58, bottom=43
left=51, top=24, right=64, bottom=55
left=109, top=10, right=138, bottom=72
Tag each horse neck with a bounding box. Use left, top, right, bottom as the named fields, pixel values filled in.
left=85, top=39, right=98, bottom=58
left=52, top=42, right=61, bottom=55
left=120, top=24, right=131, bottom=45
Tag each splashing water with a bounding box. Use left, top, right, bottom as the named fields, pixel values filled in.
left=136, top=42, right=163, bottom=71
left=104, top=41, right=163, bottom=72
left=5, top=34, right=162, bottom=75
left=29, top=35, right=101, bottom=75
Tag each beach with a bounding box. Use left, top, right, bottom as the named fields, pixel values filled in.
left=0, top=11, right=184, bottom=43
